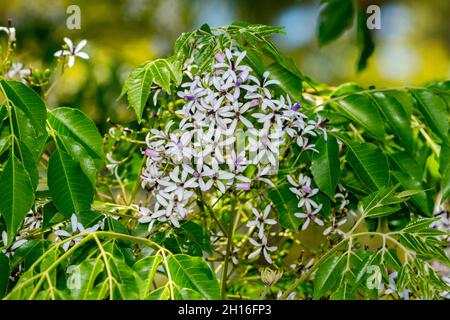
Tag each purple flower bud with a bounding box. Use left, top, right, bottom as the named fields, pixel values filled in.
left=214, top=53, right=224, bottom=63
left=184, top=95, right=195, bottom=102
left=143, top=149, right=159, bottom=157
left=292, top=103, right=302, bottom=111
left=318, top=119, right=330, bottom=128
left=249, top=99, right=260, bottom=107
left=236, top=182, right=251, bottom=190
left=302, top=186, right=312, bottom=194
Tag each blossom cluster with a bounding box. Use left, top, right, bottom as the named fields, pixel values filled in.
left=138, top=48, right=325, bottom=234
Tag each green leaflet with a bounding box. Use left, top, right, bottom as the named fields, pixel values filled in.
left=150, top=58, right=183, bottom=93
left=42, top=202, right=64, bottom=230
left=362, top=185, right=405, bottom=218
left=330, top=82, right=365, bottom=97
left=121, top=58, right=182, bottom=122
left=389, top=152, right=423, bottom=181
left=440, top=144, right=450, bottom=202
left=47, top=149, right=94, bottom=217
left=0, top=80, right=47, bottom=134
left=356, top=8, right=375, bottom=71
left=370, top=92, right=414, bottom=154
left=311, top=135, right=341, bottom=199
left=391, top=171, right=434, bottom=217
left=441, top=165, right=450, bottom=203
left=411, top=89, right=449, bottom=142
left=268, top=183, right=301, bottom=230
left=13, top=106, right=48, bottom=161
left=266, top=62, right=302, bottom=102
left=134, top=255, right=163, bottom=299
left=174, top=31, right=195, bottom=58
left=313, top=255, right=345, bottom=299
left=48, top=107, right=105, bottom=161
left=318, top=0, right=354, bottom=46
left=340, top=137, right=390, bottom=191
left=121, top=62, right=153, bottom=122
left=68, top=258, right=105, bottom=300
left=337, top=93, right=385, bottom=138
left=147, top=285, right=171, bottom=300
left=0, top=155, right=35, bottom=243
left=16, top=141, right=39, bottom=191
left=0, top=253, right=9, bottom=298
left=156, top=221, right=211, bottom=256
left=166, top=254, right=220, bottom=300
left=57, top=135, right=97, bottom=187
left=111, top=258, right=141, bottom=300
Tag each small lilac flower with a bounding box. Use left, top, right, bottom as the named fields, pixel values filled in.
left=295, top=204, right=324, bottom=231
left=246, top=205, right=277, bottom=239
left=323, top=216, right=347, bottom=237
left=248, top=236, right=277, bottom=264
left=54, top=38, right=89, bottom=68
left=54, top=214, right=100, bottom=251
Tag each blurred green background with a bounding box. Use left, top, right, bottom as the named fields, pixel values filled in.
left=1, top=0, right=448, bottom=133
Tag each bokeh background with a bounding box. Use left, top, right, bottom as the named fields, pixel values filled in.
left=1, top=0, right=449, bottom=133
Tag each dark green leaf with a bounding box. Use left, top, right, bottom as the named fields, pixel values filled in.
left=337, top=94, right=385, bottom=138
left=48, top=107, right=105, bottom=161
left=0, top=253, right=9, bottom=298
left=356, top=9, right=375, bottom=71
left=121, top=62, right=152, bottom=122
left=17, top=141, right=39, bottom=191
left=0, top=155, right=35, bottom=242
left=313, top=255, right=344, bottom=299
left=318, top=0, right=354, bottom=46
left=166, top=254, right=220, bottom=300
left=411, top=89, right=448, bottom=141
left=370, top=92, right=414, bottom=154
left=268, top=184, right=301, bottom=230
left=311, top=135, right=341, bottom=199
left=266, top=62, right=302, bottom=102
left=391, top=171, right=433, bottom=216
left=134, top=255, right=162, bottom=298
left=57, top=135, right=97, bottom=186
left=47, top=149, right=94, bottom=217
left=341, top=138, right=390, bottom=191
left=330, top=82, right=364, bottom=97
left=0, top=80, right=46, bottom=134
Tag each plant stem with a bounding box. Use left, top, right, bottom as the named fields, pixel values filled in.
left=221, top=196, right=237, bottom=299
